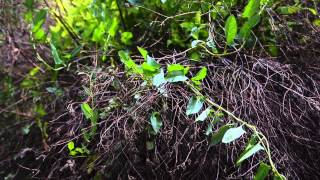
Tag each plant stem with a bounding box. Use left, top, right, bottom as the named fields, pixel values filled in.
left=185, top=81, right=280, bottom=176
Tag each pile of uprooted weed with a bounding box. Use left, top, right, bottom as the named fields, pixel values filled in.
left=29, top=54, right=319, bottom=179
left=1, top=1, right=320, bottom=180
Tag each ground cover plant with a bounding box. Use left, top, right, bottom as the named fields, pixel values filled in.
left=0, top=0, right=320, bottom=179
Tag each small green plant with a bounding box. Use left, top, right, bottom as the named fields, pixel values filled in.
left=119, top=48, right=285, bottom=179
left=81, top=102, right=98, bottom=142
left=67, top=141, right=89, bottom=156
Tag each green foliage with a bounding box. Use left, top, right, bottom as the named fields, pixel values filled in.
left=81, top=103, right=95, bottom=120
left=121, top=32, right=133, bottom=45
left=191, top=67, right=207, bottom=85
left=236, top=143, right=264, bottom=165
left=225, top=15, right=238, bottom=45
left=277, top=6, right=300, bottom=15
left=81, top=103, right=98, bottom=142
left=254, top=162, right=271, bottom=180
left=150, top=112, right=162, bottom=134
left=23, top=0, right=296, bottom=177
left=239, top=14, right=261, bottom=40
left=195, top=107, right=211, bottom=122
left=118, top=50, right=142, bottom=75
left=50, top=42, right=64, bottom=66
left=152, top=69, right=167, bottom=87
left=186, top=96, right=204, bottom=116
left=210, top=124, right=233, bottom=145
left=242, top=0, right=260, bottom=18
left=67, top=141, right=75, bottom=151
left=222, top=126, right=246, bottom=143
left=67, top=141, right=89, bottom=156
left=166, top=64, right=189, bottom=83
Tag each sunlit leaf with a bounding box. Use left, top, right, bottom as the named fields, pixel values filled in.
left=81, top=103, right=94, bottom=120
left=150, top=112, right=162, bottom=134
left=108, top=18, right=119, bottom=37
left=146, top=56, right=160, bottom=69
left=242, top=0, right=260, bottom=18
left=121, top=31, right=133, bottom=45
left=277, top=6, right=300, bottom=15
left=236, top=143, right=264, bottom=165
left=166, top=64, right=189, bottom=82
left=191, top=67, right=207, bottom=82
left=118, top=51, right=142, bottom=74
left=50, top=42, right=64, bottom=65
left=313, top=19, right=320, bottom=27
left=167, top=75, right=188, bottom=82
left=67, top=141, right=75, bottom=151
left=222, top=126, right=246, bottom=143
left=210, top=124, right=233, bottom=145
left=239, top=14, right=261, bottom=40
left=32, top=9, right=47, bottom=32
left=74, top=147, right=83, bottom=154
left=69, top=150, right=77, bottom=156
left=225, top=15, right=237, bottom=45
left=196, top=107, right=211, bottom=122
left=137, top=46, right=148, bottom=60
left=186, top=96, right=204, bottom=116
left=254, top=162, right=271, bottom=180
left=205, top=124, right=213, bottom=136
left=153, top=69, right=167, bottom=87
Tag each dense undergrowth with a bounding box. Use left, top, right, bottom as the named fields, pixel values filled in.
left=0, top=0, right=320, bottom=179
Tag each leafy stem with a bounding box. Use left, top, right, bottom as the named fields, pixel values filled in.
left=185, top=80, right=280, bottom=176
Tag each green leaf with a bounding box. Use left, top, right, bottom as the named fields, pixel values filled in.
left=210, top=124, right=233, bottom=145
left=242, top=0, right=260, bottom=18
left=108, top=18, right=119, bottom=37
left=141, top=62, right=158, bottom=76
left=150, top=112, right=162, bottom=134
left=236, top=143, right=264, bottom=165
left=313, top=19, right=320, bottom=27
left=33, top=9, right=47, bottom=32
left=196, top=107, right=211, bottom=122
left=239, top=14, right=261, bottom=40
left=92, top=23, right=105, bottom=42
left=222, top=126, right=246, bottom=143
left=24, top=0, right=34, bottom=9
left=191, top=67, right=207, bottom=82
left=50, top=42, right=64, bottom=65
left=166, top=75, right=188, bottom=82
left=205, top=124, right=213, bottom=136
left=166, top=64, right=189, bottom=83
left=81, top=103, right=94, bottom=120
left=67, top=141, right=75, bottom=151
left=75, top=147, right=84, bottom=154
left=167, top=64, right=185, bottom=73
left=118, top=51, right=142, bottom=74
left=277, top=6, right=300, bottom=15
left=153, top=69, right=167, bottom=87
left=186, top=96, right=204, bottom=116
left=225, top=15, right=238, bottom=45
left=137, top=46, right=148, bottom=60
left=121, top=31, right=133, bottom=45
left=146, top=56, right=161, bottom=69
left=69, top=150, right=77, bottom=156
left=254, top=162, right=271, bottom=180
